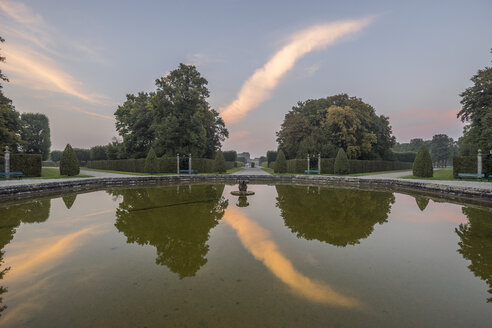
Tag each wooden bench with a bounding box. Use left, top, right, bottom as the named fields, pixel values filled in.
left=304, top=170, right=320, bottom=174
left=179, top=169, right=198, bottom=174
left=0, top=171, right=24, bottom=179
left=457, top=173, right=485, bottom=180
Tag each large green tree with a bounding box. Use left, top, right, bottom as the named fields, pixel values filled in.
left=431, top=134, right=453, bottom=166
left=20, top=113, right=51, bottom=160
left=276, top=94, right=395, bottom=159
left=0, top=36, right=23, bottom=151
left=115, top=64, right=228, bottom=159
left=458, top=51, right=492, bottom=154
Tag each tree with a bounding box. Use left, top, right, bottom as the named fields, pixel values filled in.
left=60, top=144, right=80, bottom=176
left=277, top=94, right=395, bottom=160
left=73, top=148, right=90, bottom=162
left=222, top=150, right=237, bottom=162
left=334, top=148, right=349, bottom=174
left=266, top=150, right=277, bottom=167
left=431, top=134, right=453, bottom=167
left=214, top=150, right=226, bottom=173
left=274, top=149, right=287, bottom=173
left=0, top=36, right=23, bottom=151
left=144, top=148, right=159, bottom=173
left=412, top=146, right=433, bottom=178
left=106, top=137, right=125, bottom=160
left=115, top=64, right=228, bottom=159
left=50, top=150, right=62, bottom=162
left=90, top=145, right=107, bottom=160
left=20, top=113, right=51, bottom=160
left=458, top=50, right=492, bottom=155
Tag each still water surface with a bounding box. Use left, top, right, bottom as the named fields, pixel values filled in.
left=0, top=183, right=491, bottom=327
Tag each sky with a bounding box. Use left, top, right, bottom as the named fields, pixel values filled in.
left=1, top=0, right=491, bottom=157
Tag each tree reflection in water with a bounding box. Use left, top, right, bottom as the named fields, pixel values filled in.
left=456, top=206, right=492, bottom=303
left=275, top=185, right=395, bottom=247
left=0, top=199, right=51, bottom=316
left=112, top=184, right=227, bottom=279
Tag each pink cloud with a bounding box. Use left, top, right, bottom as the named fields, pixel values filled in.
left=389, top=108, right=464, bottom=142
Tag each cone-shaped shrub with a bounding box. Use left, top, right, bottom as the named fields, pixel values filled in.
left=274, top=150, right=287, bottom=173
left=144, top=148, right=159, bottom=173
left=214, top=150, right=226, bottom=173
left=413, top=146, right=433, bottom=177
left=60, top=144, right=80, bottom=176
left=334, top=148, right=349, bottom=174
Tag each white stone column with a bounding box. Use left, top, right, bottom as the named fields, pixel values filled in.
left=477, top=149, right=482, bottom=175
left=4, top=146, right=10, bottom=174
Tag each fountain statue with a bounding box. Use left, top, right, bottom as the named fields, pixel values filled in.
left=231, top=179, right=255, bottom=196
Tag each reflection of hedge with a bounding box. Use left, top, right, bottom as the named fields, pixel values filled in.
left=88, top=158, right=234, bottom=173
left=453, top=156, right=476, bottom=178
left=284, top=158, right=411, bottom=174
left=11, top=154, right=42, bottom=177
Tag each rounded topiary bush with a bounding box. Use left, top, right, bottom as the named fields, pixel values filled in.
left=274, top=150, right=287, bottom=173
left=214, top=150, right=226, bottom=173
left=144, top=148, right=159, bottom=173
left=413, top=146, right=433, bottom=177
left=60, top=144, right=80, bottom=176
left=334, top=148, right=349, bottom=175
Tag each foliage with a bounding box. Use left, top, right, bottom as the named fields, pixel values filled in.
left=115, top=64, right=228, bottom=159
left=458, top=52, right=492, bottom=155
left=392, top=151, right=417, bottom=162
left=111, top=185, right=227, bottom=278
left=334, top=148, right=349, bottom=174
left=259, top=156, right=267, bottom=165
left=214, top=150, right=226, bottom=173
left=144, top=148, right=159, bottom=173
left=431, top=134, right=454, bottom=166
left=283, top=157, right=411, bottom=174
left=10, top=153, right=42, bottom=177
left=266, top=150, right=277, bottom=166
left=412, top=146, right=433, bottom=178
left=60, top=144, right=80, bottom=176
left=415, top=196, right=430, bottom=211
left=62, top=194, right=77, bottom=209
left=274, top=150, right=287, bottom=173
left=276, top=94, right=395, bottom=159
left=50, top=150, right=62, bottom=162
left=222, top=150, right=237, bottom=162
left=105, top=137, right=126, bottom=160
left=73, top=148, right=90, bottom=162
left=19, top=113, right=51, bottom=160
left=276, top=185, right=395, bottom=246
left=452, top=156, right=477, bottom=178
left=90, top=145, right=107, bottom=160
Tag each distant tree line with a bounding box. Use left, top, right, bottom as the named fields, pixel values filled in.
left=393, top=135, right=459, bottom=167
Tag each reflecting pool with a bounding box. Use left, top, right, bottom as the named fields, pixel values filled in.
left=0, top=184, right=491, bottom=327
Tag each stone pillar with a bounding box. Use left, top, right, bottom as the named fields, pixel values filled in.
left=318, top=153, right=321, bottom=175
left=477, top=149, right=482, bottom=175
left=189, top=153, right=192, bottom=174
left=307, top=154, right=310, bottom=174
left=4, top=146, right=10, bottom=174
left=177, top=153, right=180, bottom=174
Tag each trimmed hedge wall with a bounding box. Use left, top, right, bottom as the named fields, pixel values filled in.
left=285, top=158, right=412, bottom=174
left=11, top=154, right=42, bottom=177
left=87, top=158, right=234, bottom=173
left=452, top=156, right=476, bottom=178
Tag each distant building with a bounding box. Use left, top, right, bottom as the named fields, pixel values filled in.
left=237, top=152, right=251, bottom=162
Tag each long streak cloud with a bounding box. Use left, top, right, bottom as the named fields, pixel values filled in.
left=220, top=17, right=373, bottom=124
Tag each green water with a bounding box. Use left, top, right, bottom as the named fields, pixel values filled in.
left=0, top=183, right=491, bottom=327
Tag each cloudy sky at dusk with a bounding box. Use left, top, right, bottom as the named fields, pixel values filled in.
left=1, top=0, right=491, bottom=157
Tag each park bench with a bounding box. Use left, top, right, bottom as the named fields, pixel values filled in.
left=0, top=171, right=23, bottom=179
left=179, top=169, right=198, bottom=174
left=457, top=173, right=485, bottom=180
left=304, top=170, right=320, bottom=174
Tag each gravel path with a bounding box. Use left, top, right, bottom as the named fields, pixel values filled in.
left=233, top=167, right=271, bottom=175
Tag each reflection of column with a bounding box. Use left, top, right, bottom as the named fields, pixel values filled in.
left=477, top=149, right=482, bottom=175
left=177, top=153, right=180, bottom=174
left=307, top=154, right=310, bottom=173
left=318, top=153, right=321, bottom=174
left=4, top=146, right=10, bottom=174
left=189, top=153, right=192, bottom=174
left=223, top=206, right=362, bottom=309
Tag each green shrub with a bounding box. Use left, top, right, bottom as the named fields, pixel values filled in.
left=334, top=148, right=349, bottom=174
left=413, top=146, right=433, bottom=177
left=144, top=148, right=159, bottom=173
left=60, top=144, right=80, bottom=176
left=275, top=150, right=287, bottom=173
left=10, top=154, right=42, bottom=177
left=214, top=150, right=226, bottom=173
left=452, top=156, right=476, bottom=178
left=286, top=158, right=307, bottom=173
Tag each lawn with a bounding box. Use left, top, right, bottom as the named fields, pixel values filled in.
left=33, top=167, right=93, bottom=179
left=400, top=167, right=477, bottom=181
left=81, top=166, right=245, bottom=175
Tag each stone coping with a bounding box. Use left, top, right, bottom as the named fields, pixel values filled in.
left=0, top=174, right=491, bottom=203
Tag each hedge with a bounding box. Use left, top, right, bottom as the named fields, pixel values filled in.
left=285, top=158, right=412, bottom=174
left=393, top=152, right=417, bottom=162
left=452, top=156, right=476, bottom=178
left=87, top=158, right=234, bottom=173
left=11, top=154, right=42, bottom=177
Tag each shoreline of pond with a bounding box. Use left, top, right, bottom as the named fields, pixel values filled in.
left=0, top=174, right=491, bottom=204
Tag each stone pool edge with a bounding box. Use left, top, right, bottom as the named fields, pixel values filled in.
left=0, top=174, right=491, bottom=203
